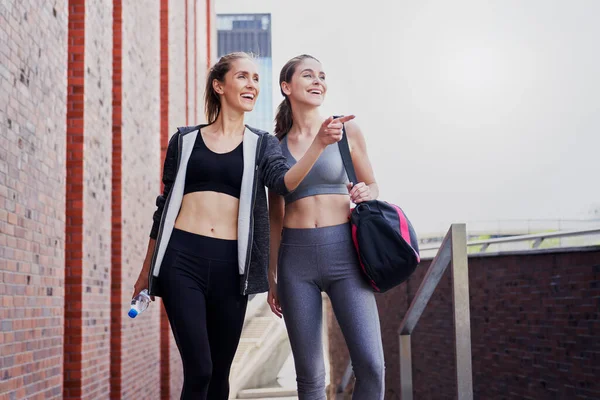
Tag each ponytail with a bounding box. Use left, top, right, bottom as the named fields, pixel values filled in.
left=204, top=78, right=222, bottom=124
left=274, top=98, right=293, bottom=139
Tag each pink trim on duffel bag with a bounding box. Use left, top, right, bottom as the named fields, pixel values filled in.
left=351, top=224, right=380, bottom=292
left=390, top=203, right=421, bottom=263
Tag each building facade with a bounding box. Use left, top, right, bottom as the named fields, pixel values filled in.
left=0, top=1, right=215, bottom=399
left=217, top=13, right=273, bottom=132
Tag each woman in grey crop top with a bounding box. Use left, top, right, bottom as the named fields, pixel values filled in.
left=267, top=55, right=385, bottom=400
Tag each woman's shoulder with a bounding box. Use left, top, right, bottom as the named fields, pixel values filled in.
left=341, top=119, right=366, bottom=145
left=245, top=124, right=271, bottom=137
left=245, top=125, right=284, bottom=151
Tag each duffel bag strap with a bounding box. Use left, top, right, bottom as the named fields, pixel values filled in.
left=336, top=117, right=358, bottom=184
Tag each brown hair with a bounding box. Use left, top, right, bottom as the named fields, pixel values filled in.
left=274, top=54, right=320, bottom=139
left=204, top=52, right=253, bottom=124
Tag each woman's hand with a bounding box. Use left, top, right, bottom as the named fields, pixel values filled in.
left=132, top=270, right=155, bottom=301
left=347, top=182, right=373, bottom=204
left=316, top=115, right=355, bottom=147
left=267, top=279, right=283, bottom=318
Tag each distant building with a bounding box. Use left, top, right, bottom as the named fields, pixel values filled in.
left=217, top=13, right=273, bottom=131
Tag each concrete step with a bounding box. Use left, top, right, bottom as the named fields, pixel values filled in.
left=232, top=293, right=332, bottom=399
left=236, top=387, right=298, bottom=399
left=238, top=396, right=298, bottom=399
left=229, top=301, right=292, bottom=398
left=244, top=292, right=267, bottom=322
left=276, top=352, right=296, bottom=389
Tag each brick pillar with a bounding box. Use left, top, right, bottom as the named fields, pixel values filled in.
left=184, top=0, right=189, bottom=125
left=194, top=0, right=198, bottom=124
left=64, top=0, right=113, bottom=398
left=110, top=0, right=123, bottom=398
left=159, top=0, right=171, bottom=398
left=64, top=0, right=86, bottom=397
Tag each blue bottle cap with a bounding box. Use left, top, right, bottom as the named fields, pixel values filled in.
left=128, top=309, right=138, bottom=318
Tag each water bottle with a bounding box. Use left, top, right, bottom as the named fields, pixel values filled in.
left=128, top=289, right=151, bottom=318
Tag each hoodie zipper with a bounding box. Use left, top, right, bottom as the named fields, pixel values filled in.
left=242, top=134, right=264, bottom=295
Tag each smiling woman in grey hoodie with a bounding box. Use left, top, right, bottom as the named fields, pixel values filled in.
left=131, top=52, right=350, bottom=400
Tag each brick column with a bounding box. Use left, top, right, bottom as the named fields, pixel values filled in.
left=110, top=0, right=123, bottom=398
left=194, top=0, right=198, bottom=124
left=160, top=0, right=171, bottom=398
left=64, top=0, right=113, bottom=398
left=64, top=0, right=86, bottom=397
left=184, top=0, right=189, bottom=125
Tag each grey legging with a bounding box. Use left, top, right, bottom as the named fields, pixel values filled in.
left=277, top=223, right=385, bottom=400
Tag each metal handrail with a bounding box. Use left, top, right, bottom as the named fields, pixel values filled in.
left=398, top=224, right=472, bottom=400
left=419, top=227, right=600, bottom=252
left=336, top=224, right=473, bottom=399
left=336, top=225, right=599, bottom=397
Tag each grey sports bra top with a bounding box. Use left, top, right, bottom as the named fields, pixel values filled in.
left=281, top=135, right=349, bottom=204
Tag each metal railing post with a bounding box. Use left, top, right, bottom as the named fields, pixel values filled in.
left=450, top=224, right=473, bottom=400
left=399, top=334, right=413, bottom=400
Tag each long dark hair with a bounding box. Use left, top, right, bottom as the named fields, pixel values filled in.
left=274, top=54, right=320, bottom=139
left=204, top=52, right=253, bottom=124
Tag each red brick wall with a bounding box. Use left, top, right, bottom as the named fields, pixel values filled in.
left=166, top=0, right=188, bottom=396
left=79, top=0, right=114, bottom=398
left=1, top=1, right=214, bottom=399
left=115, top=0, right=162, bottom=399
left=0, top=1, right=68, bottom=399
left=327, top=248, right=600, bottom=399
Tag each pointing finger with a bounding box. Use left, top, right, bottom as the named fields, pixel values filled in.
left=334, top=115, right=355, bottom=124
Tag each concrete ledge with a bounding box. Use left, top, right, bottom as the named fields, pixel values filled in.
left=237, top=387, right=298, bottom=399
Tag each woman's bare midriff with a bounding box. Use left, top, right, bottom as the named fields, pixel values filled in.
left=174, top=192, right=239, bottom=239
left=283, top=194, right=351, bottom=229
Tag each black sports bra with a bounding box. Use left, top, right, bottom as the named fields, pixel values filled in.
left=184, top=132, right=243, bottom=198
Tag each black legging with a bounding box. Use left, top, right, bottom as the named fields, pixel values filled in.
left=159, top=228, right=248, bottom=400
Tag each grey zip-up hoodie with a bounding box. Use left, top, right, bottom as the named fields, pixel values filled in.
left=148, top=124, right=290, bottom=296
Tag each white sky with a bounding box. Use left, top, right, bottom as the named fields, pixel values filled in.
left=216, top=0, right=600, bottom=234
